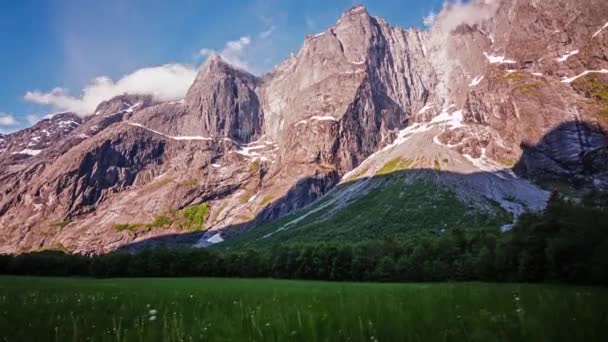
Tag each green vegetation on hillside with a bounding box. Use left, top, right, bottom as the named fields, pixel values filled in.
left=224, top=178, right=511, bottom=247
left=112, top=203, right=209, bottom=232
left=112, top=223, right=144, bottom=232
left=260, top=196, right=274, bottom=207
left=183, top=203, right=210, bottom=231
left=375, top=157, right=413, bottom=175
left=3, top=192, right=606, bottom=286
left=1, top=277, right=606, bottom=342
left=502, top=71, right=542, bottom=96
left=178, top=178, right=200, bottom=187
left=573, top=74, right=608, bottom=118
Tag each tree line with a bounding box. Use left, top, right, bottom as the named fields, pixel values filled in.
left=1, top=192, right=607, bottom=285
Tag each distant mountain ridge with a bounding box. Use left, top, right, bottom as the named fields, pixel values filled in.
left=0, top=0, right=607, bottom=254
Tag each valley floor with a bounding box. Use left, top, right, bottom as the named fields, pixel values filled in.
left=1, top=276, right=607, bottom=342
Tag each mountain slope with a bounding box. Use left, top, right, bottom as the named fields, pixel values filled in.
left=1, top=0, right=607, bottom=253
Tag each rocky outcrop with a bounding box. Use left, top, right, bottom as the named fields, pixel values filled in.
left=94, top=94, right=155, bottom=117
left=0, top=112, right=82, bottom=169
left=0, top=134, right=5, bottom=154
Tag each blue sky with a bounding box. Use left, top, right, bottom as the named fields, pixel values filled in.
left=0, top=0, right=444, bottom=133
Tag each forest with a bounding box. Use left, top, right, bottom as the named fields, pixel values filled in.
left=1, top=192, right=607, bottom=285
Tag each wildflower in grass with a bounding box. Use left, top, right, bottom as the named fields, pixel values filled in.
left=149, top=309, right=157, bottom=315
left=149, top=316, right=157, bottom=321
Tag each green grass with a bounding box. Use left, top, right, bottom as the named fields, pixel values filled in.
left=260, top=196, right=275, bottom=207
left=375, top=158, right=413, bottom=176
left=514, top=82, right=542, bottom=95
left=112, top=204, right=210, bottom=232
left=112, top=223, right=144, bottom=232
left=239, top=192, right=254, bottom=204
left=146, top=215, right=174, bottom=228
left=503, top=72, right=527, bottom=81
left=183, top=203, right=210, bottom=231
left=31, top=243, right=68, bottom=253
left=572, top=74, right=608, bottom=118
left=501, top=71, right=542, bottom=96
left=434, top=159, right=441, bottom=172
left=0, top=276, right=606, bottom=342
left=224, top=178, right=511, bottom=248
left=250, top=160, right=261, bottom=174
left=178, top=179, right=200, bottom=187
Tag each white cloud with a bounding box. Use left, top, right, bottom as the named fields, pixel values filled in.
left=0, top=113, right=18, bottom=126
left=25, top=114, right=52, bottom=125
left=305, top=16, right=316, bottom=30
left=423, top=11, right=436, bottom=27
left=200, top=36, right=253, bottom=72
left=437, top=0, right=499, bottom=32
left=24, top=64, right=197, bottom=115
left=259, top=25, right=276, bottom=39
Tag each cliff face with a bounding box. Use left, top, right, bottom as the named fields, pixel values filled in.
left=0, top=0, right=607, bottom=254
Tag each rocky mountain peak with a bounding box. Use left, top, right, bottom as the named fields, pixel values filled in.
left=340, top=4, right=369, bottom=19
left=197, top=53, right=239, bottom=74
left=188, top=54, right=258, bottom=97
left=0, top=112, right=82, bottom=163
left=179, top=54, right=263, bottom=143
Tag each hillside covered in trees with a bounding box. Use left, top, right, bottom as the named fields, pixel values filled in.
left=1, top=193, right=607, bottom=285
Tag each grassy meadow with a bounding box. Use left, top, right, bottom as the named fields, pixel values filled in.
left=0, top=276, right=607, bottom=342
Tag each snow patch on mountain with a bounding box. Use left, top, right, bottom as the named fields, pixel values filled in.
left=483, top=52, right=517, bottom=64
left=430, top=108, right=464, bottom=129
left=561, top=69, right=608, bottom=83
left=417, top=103, right=434, bottom=114
left=555, top=50, right=579, bottom=62
left=207, top=233, right=224, bottom=244
left=469, top=75, right=484, bottom=87
left=592, top=22, right=608, bottom=38
left=296, top=116, right=339, bottom=126
left=124, top=102, right=143, bottom=113
left=12, top=149, right=43, bottom=156
left=127, top=122, right=213, bottom=141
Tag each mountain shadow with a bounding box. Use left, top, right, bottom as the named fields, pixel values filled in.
left=120, top=120, right=608, bottom=251
left=515, top=120, right=607, bottom=188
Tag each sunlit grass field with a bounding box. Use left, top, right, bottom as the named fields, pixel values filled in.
left=0, top=276, right=606, bottom=342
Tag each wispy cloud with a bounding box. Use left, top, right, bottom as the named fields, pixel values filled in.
left=423, top=11, right=437, bottom=27
left=24, top=64, right=197, bottom=115
left=437, top=0, right=499, bottom=32
left=305, top=16, right=317, bottom=30
left=259, top=25, right=276, bottom=39
left=25, top=114, right=51, bottom=125
left=200, top=36, right=254, bottom=72
left=24, top=27, right=274, bottom=116
left=0, top=113, right=18, bottom=126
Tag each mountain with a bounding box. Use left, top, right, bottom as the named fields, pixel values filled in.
left=1, top=0, right=607, bottom=254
